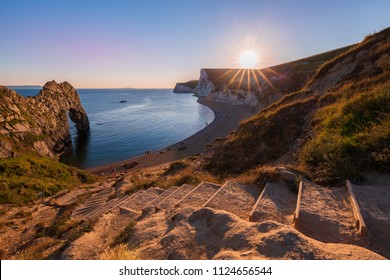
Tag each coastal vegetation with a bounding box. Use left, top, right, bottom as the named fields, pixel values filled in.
left=0, top=153, right=96, bottom=205
left=301, top=80, right=390, bottom=183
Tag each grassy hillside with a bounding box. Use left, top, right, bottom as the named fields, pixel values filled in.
left=0, top=153, right=96, bottom=205
left=301, top=80, right=389, bottom=183
left=204, top=28, right=390, bottom=185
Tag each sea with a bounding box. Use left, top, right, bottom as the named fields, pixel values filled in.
left=11, top=87, right=214, bottom=169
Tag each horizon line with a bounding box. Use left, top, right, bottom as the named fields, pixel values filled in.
left=4, top=85, right=174, bottom=90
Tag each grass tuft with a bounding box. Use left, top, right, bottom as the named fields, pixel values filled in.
left=100, top=244, right=138, bottom=260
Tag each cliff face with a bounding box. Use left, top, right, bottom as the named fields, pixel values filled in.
left=196, top=69, right=215, bottom=96
left=0, top=81, right=89, bottom=158
left=173, top=83, right=196, bottom=93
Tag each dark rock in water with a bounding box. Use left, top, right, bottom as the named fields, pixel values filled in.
left=119, top=100, right=127, bottom=103
left=0, top=80, right=89, bottom=158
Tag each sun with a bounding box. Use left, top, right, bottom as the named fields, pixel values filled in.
left=239, top=50, right=259, bottom=69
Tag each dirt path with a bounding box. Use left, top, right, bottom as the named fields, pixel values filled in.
left=251, top=182, right=297, bottom=225
left=204, top=182, right=260, bottom=219
left=351, top=172, right=390, bottom=259
left=131, top=207, right=384, bottom=260
left=157, top=184, right=195, bottom=210
left=298, top=181, right=361, bottom=244
left=177, top=182, right=221, bottom=208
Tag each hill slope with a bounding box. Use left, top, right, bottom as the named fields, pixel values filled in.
left=204, top=27, right=390, bottom=184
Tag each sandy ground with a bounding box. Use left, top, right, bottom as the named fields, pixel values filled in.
left=177, top=182, right=221, bottom=208
left=87, top=96, right=255, bottom=175
left=0, top=204, right=59, bottom=258
left=251, top=181, right=297, bottom=225
left=204, top=182, right=261, bottom=219
left=130, top=207, right=384, bottom=260
left=298, top=181, right=361, bottom=245
left=61, top=212, right=136, bottom=260
left=352, top=172, right=390, bottom=259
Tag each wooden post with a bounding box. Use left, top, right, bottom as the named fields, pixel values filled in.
left=248, top=183, right=268, bottom=222
left=293, top=181, right=303, bottom=228
left=346, top=180, right=367, bottom=237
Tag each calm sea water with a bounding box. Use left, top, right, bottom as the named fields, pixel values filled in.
left=11, top=87, right=214, bottom=168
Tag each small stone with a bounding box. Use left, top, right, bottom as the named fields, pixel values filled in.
left=276, top=167, right=296, bottom=182
left=240, top=251, right=253, bottom=257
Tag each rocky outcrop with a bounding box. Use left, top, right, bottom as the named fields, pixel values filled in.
left=0, top=81, right=89, bottom=158
left=196, top=69, right=215, bottom=96
left=173, top=83, right=196, bottom=93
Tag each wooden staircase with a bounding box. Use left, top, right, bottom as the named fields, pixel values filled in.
left=71, top=178, right=373, bottom=247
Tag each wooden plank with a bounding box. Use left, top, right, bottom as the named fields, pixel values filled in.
left=202, top=181, right=229, bottom=207
left=174, top=182, right=220, bottom=208
left=346, top=180, right=367, bottom=237
left=293, top=181, right=303, bottom=228
left=248, top=183, right=268, bottom=222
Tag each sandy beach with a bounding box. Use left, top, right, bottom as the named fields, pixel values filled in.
left=87, top=96, right=256, bottom=175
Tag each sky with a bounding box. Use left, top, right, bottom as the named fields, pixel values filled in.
left=1, top=0, right=389, bottom=88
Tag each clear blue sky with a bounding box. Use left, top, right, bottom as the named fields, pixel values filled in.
left=1, top=0, right=389, bottom=88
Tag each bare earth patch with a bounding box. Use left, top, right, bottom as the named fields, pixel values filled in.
left=297, top=181, right=361, bottom=244
left=250, top=181, right=297, bottom=225
left=351, top=172, right=390, bottom=259
left=61, top=213, right=136, bottom=260
left=204, top=181, right=260, bottom=219
left=130, top=207, right=384, bottom=260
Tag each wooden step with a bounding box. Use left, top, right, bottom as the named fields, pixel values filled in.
left=249, top=182, right=297, bottom=224
left=84, top=192, right=143, bottom=220
left=82, top=198, right=124, bottom=220
left=157, top=184, right=195, bottom=210
left=203, top=181, right=261, bottom=219
left=121, top=187, right=165, bottom=211
left=175, top=182, right=221, bottom=208
left=73, top=191, right=139, bottom=220
left=119, top=206, right=139, bottom=215
left=295, top=180, right=360, bottom=243
left=142, top=186, right=179, bottom=210
left=114, top=191, right=144, bottom=210
left=71, top=189, right=114, bottom=218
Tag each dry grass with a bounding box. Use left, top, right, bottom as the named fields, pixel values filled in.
left=126, top=161, right=220, bottom=192
left=204, top=97, right=316, bottom=175
left=12, top=237, right=58, bottom=260
left=100, top=244, right=138, bottom=260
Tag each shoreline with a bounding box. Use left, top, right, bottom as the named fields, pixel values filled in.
left=86, top=95, right=255, bottom=175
